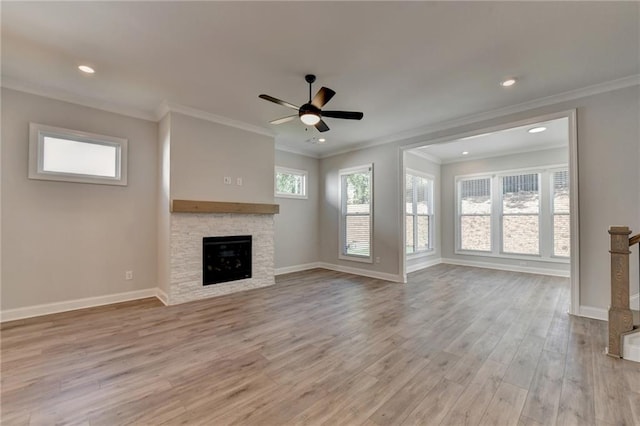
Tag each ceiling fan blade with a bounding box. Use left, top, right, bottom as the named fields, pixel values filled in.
left=311, top=87, right=336, bottom=108
left=321, top=110, right=364, bottom=120
left=269, top=115, right=297, bottom=125
left=315, top=120, right=330, bottom=133
left=258, top=94, right=299, bottom=111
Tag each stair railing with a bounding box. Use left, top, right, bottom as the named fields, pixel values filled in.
left=608, top=226, right=639, bottom=358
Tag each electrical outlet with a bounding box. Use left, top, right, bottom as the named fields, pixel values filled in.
left=236, top=177, right=243, bottom=186
left=375, top=257, right=381, bottom=264
left=125, top=271, right=133, bottom=280
left=224, top=176, right=232, bottom=185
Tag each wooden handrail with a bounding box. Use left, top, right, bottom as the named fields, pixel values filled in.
left=630, top=233, right=640, bottom=247
left=608, top=226, right=635, bottom=358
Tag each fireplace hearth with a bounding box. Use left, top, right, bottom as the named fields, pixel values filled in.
left=202, top=235, right=252, bottom=285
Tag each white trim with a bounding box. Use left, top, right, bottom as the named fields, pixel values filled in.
left=156, top=288, right=169, bottom=306
left=317, top=262, right=404, bottom=283
left=1, top=77, right=157, bottom=121
left=0, top=288, right=164, bottom=322
left=155, top=100, right=273, bottom=137
left=274, top=262, right=323, bottom=276
left=28, top=122, right=128, bottom=186
left=441, top=257, right=570, bottom=278
left=407, top=149, right=442, bottom=165
left=437, top=143, right=568, bottom=165
left=275, top=166, right=308, bottom=199
left=320, top=74, right=640, bottom=159
left=407, top=257, right=442, bottom=273
left=631, top=293, right=639, bottom=311
left=275, top=145, right=320, bottom=159
left=567, top=110, right=580, bottom=316
left=338, top=163, right=374, bottom=263
left=578, top=305, right=608, bottom=321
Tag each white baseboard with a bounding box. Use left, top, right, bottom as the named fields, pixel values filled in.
left=578, top=305, right=608, bottom=321
left=440, top=257, right=570, bottom=278
left=156, top=288, right=169, bottom=306
left=631, top=293, right=639, bottom=311
left=407, top=257, right=443, bottom=274
left=317, top=262, right=404, bottom=283
left=1, top=288, right=165, bottom=322
left=274, top=262, right=323, bottom=276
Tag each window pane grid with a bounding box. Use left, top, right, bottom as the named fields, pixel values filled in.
left=406, top=173, right=434, bottom=254
left=341, top=167, right=372, bottom=260
left=459, top=177, right=491, bottom=251
left=457, top=168, right=569, bottom=260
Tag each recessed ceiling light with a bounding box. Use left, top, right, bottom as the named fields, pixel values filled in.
left=528, top=126, right=547, bottom=134
left=500, top=78, right=516, bottom=87
left=318, top=138, right=326, bottom=143
left=462, top=151, right=469, bottom=155
left=78, top=65, right=95, bottom=74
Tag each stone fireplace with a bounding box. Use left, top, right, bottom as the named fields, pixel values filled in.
left=166, top=200, right=278, bottom=305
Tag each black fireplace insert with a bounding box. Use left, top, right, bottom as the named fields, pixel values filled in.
left=202, top=235, right=252, bottom=285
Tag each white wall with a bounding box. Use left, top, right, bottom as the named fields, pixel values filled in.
left=274, top=150, right=320, bottom=271
left=404, top=152, right=442, bottom=271
left=320, top=143, right=402, bottom=280
left=440, top=147, right=570, bottom=274
left=1, top=88, right=158, bottom=310
left=169, top=112, right=274, bottom=203
left=396, top=86, right=639, bottom=310
left=157, top=114, right=171, bottom=297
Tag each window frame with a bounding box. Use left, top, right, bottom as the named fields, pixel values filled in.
left=339, top=163, right=373, bottom=263
left=28, top=122, right=128, bottom=186
left=455, top=165, right=569, bottom=264
left=550, top=167, right=571, bottom=259
left=405, top=169, right=435, bottom=257
left=456, top=174, right=493, bottom=253
left=274, top=166, right=308, bottom=199
left=498, top=171, right=542, bottom=256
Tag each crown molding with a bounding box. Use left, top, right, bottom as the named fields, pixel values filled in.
left=155, top=100, right=274, bottom=137
left=406, top=149, right=442, bottom=164
left=1, top=77, right=157, bottom=122
left=438, top=143, right=568, bottom=165
left=319, top=74, right=640, bottom=158
left=275, top=144, right=320, bottom=159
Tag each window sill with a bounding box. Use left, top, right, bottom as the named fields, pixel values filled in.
left=454, top=249, right=570, bottom=264
left=407, top=250, right=436, bottom=260
left=339, top=254, right=373, bottom=264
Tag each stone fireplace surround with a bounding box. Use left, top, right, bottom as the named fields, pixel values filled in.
left=167, top=200, right=278, bottom=305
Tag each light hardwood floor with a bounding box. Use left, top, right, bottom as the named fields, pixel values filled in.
left=1, top=265, right=639, bottom=425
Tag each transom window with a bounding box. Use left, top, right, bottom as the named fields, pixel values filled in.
left=275, top=166, right=307, bottom=199
left=405, top=171, right=434, bottom=254
left=339, top=164, right=373, bottom=262
left=29, top=123, right=127, bottom=186
left=456, top=166, right=569, bottom=261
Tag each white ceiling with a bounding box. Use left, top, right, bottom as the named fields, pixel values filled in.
left=413, top=117, right=568, bottom=164
left=2, top=2, right=638, bottom=157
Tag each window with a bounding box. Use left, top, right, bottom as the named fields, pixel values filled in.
left=458, top=177, right=492, bottom=252
left=339, top=164, right=373, bottom=262
left=456, top=166, right=569, bottom=262
left=29, top=123, right=127, bottom=185
left=552, top=170, right=570, bottom=257
left=501, top=173, right=540, bottom=255
left=275, top=167, right=307, bottom=198
left=405, top=171, right=434, bottom=254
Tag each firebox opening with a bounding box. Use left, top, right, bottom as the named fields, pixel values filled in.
left=202, top=235, right=252, bottom=285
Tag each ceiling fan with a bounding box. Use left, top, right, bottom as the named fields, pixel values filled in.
left=259, top=74, right=364, bottom=133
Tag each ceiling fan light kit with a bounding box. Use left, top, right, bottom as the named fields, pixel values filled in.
left=259, top=74, right=363, bottom=133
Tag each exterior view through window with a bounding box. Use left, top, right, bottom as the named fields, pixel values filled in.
left=405, top=172, right=434, bottom=254
left=275, top=167, right=307, bottom=198
left=340, top=165, right=372, bottom=261
left=459, top=177, right=492, bottom=251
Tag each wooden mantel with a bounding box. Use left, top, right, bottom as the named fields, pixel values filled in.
left=171, top=199, right=279, bottom=214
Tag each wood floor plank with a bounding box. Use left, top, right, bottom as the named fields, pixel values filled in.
left=1, top=265, right=637, bottom=426
left=478, top=381, right=528, bottom=426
